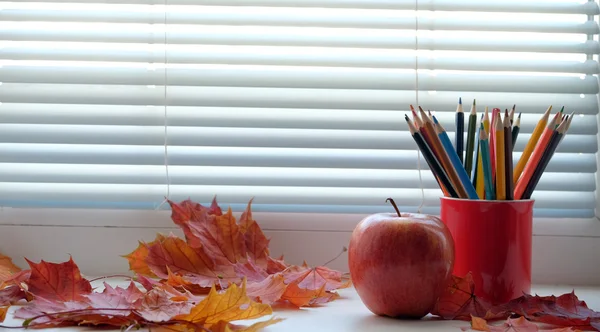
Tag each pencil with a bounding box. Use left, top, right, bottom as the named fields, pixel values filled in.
left=479, top=124, right=495, bottom=200
left=475, top=118, right=485, bottom=199
left=509, top=105, right=515, bottom=125
left=495, top=112, right=506, bottom=200
left=503, top=114, right=514, bottom=200
left=513, top=113, right=560, bottom=199
left=483, top=106, right=490, bottom=134
left=433, top=116, right=479, bottom=199
left=456, top=98, right=464, bottom=164
left=521, top=117, right=569, bottom=199
left=405, top=115, right=458, bottom=198
left=512, top=112, right=521, bottom=150
left=472, top=113, right=484, bottom=184
left=420, top=109, right=469, bottom=198
left=513, top=105, right=552, bottom=184
left=464, top=99, right=477, bottom=176
left=490, top=108, right=501, bottom=182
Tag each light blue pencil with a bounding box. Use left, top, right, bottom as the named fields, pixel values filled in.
left=432, top=116, right=479, bottom=199
left=479, top=124, right=495, bottom=200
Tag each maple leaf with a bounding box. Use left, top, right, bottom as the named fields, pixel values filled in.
left=431, top=273, right=495, bottom=320
left=168, top=197, right=223, bottom=248
left=0, top=285, right=27, bottom=306
left=83, top=282, right=144, bottom=315
left=145, top=235, right=238, bottom=287
left=176, top=278, right=272, bottom=328
left=1, top=269, right=31, bottom=289
left=246, top=274, right=287, bottom=305
left=239, top=199, right=270, bottom=267
left=210, top=317, right=285, bottom=332
left=0, top=306, right=7, bottom=323
left=234, top=257, right=269, bottom=283
left=135, top=273, right=161, bottom=291
left=24, top=256, right=92, bottom=302
left=123, top=234, right=167, bottom=278
left=0, top=252, right=21, bottom=284
left=266, top=256, right=288, bottom=274
left=137, top=287, right=194, bottom=322
left=467, top=316, right=583, bottom=332
left=165, top=267, right=211, bottom=295
left=282, top=263, right=351, bottom=292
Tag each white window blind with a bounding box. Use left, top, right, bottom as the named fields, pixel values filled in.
left=0, top=1, right=598, bottom=218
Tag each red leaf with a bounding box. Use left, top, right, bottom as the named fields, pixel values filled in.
left=283, top=264, right=351, bottom=292
left=431, top=273, right=495, bottom=320
left=246, top=274, right=287, bottom=305
left=24, top=257, right=92, bottom=302
left=239, top=199, right=270, bottom=267
left=234, top=258, right=269, bottom=283
left=137, top=287, right=194, bottom=322
left=83, top=282, right=144, bottom=315
left=266, top=256, right=288, bottom=274
left=168, top=197, right=223, bottom=249
left=1, top=269, right=31, bottom=289
left=0, top=285, right=27, bottom=305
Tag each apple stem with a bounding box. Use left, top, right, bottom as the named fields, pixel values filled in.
left=386, top=197, right=401, bottom=217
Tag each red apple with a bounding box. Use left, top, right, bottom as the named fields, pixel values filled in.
left=348, top=198, right=455, bottom=319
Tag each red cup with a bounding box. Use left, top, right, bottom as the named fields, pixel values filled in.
left=439, top=197, right=534, bottom=305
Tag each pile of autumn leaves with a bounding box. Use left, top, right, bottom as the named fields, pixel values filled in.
left=0, top=198, right=351, bottom=331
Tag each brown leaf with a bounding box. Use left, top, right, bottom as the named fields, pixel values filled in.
left=25, top=256, right=92, bottom=302
left=145, top=235, right=238, bottom=287
left=282, top=264, right=351, bottom=292
left=431, top=272, right=494, bottom=320
left=246, top=274, right=287, bottom=305
left=0, top=252, right=21, bottom=284
left=176, top=279, right=272, bottom=327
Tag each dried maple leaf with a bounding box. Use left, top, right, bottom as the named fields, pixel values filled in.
left=431, top=273, right=494, bottom=320
left=210, top=317, right=285, bottom=332
left=0, top=284, right=27, bottom=323
left=84, top=282, right=144, bottom=315
left=175, top=279, right=272, bottom=328
left=137, top=287, right=194, bottom=322
left=466, top=316, right=583, bottom=332
left=0, top=306, right=7, bottom=323
left=266, top=256, right=288, bottom=274
left=246, top=274, right=287, bottom=305
left=122, top=234, right=166, bottom=278
left=239, top=199, right=270, bottom=267
left=282, top=264, right=351, bottom=292
left=234, top=258, right=269, bottom=283
left=168, top=197, right=223, bottom=249
left=1, top=269, right=31, bottom=289
left=165, top=267, right=211, bottom=295
left=0, top=252, right=21, bottom=284
left=280, top=282, right=325, bottom=307
left=25, top=256, right=92, bottom=302
left=145, top=235, right=238, bottom=287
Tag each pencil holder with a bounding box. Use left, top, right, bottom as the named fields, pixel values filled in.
left=439, top=197, right=534, bottom=305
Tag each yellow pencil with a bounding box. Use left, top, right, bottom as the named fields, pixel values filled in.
left=495, top=112, right=506, bottom=200
left=513, top=105, right=552, bottom=184
left=483, top=106, right=490, bottom=135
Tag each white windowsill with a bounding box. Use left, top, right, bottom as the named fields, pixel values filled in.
left=0, top=208, right=599, bottom=286
left=3, top=280, right=600, bottom=332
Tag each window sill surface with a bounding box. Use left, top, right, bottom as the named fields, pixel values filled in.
left=3, top=281, right=600, bottom=332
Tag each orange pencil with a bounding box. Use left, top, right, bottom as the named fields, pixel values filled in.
left=513, top=114, right=561, bottom=199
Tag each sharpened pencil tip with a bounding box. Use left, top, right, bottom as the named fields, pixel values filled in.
left=473, top=99, right=476, bottom=106
left=518, top=112, right=522, bottom=119
left=512, top=104, right=516, bottom=110
left=432, top=115, right=439, bottom=124
left=404, top=114, right=410, bottom=121
left=459, top=97, right=462, bottom=104
left=560, top=106, right=564, bottom=113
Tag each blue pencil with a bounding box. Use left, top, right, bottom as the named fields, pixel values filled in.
left=479, top=124, right=495, bottom=200
left=432, top=116, right=479, bottom=199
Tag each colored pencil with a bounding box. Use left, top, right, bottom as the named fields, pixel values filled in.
left=405, top=115, right=458, bottom=198
left=509, top=105, right=515, bottom=125
left=474, top=118, right=485, bottom=199
left=420, top=109, right=469, bottom=198
left=521, top=117, right=569, bottom=199
left=513, top=114, right=560, bottom=199
left=479, top=124, right=495, bottom=200
left=464, top=99, right=477, bottom=177
left=495, top=112, right=506, bottom=200
left=472, top=113, right=484, bottom=184
left=433, top=116, right=479, bottom=199
left=456, top=98, right=464, bottom=164
left=483, top=106, right=490, bottom=134
left=512, top=112, right=521, bottom=150
left=503, top=114, right=514, bottom=200
left=490, top=108, right=501, bottom=182
left=513, top=105, right=552, bottom=184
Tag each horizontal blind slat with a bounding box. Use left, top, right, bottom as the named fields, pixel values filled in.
left=13, top=0, right=600, bottom=14
left=0, top=183, right=593, bottom=210
left=2, top=47, right=598, bottom=74
left=1, top=104, right=597, bottom=135
left=4, top=9, right=598, bottom=34
left=0, top=163, right=592, bottom=192
left=1, top=66, right=597, bottom=93
left=2, top=27, right=597, bottom=53
left=0, top=144, right=594, bottom=173
left=2, top=86, right=598, bottom=113
left=0, top=124, right=595, bottom=153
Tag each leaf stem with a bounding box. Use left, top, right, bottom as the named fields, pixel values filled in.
left=386, top=197, right=402, bottom=217
left=321, top=246, right=348, bottom=267
left=88, top=274, right=134, bottom=283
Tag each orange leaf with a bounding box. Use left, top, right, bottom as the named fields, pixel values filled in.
left=470, top=315, right=491, bottom=331
left=176, top=278, right=272, bottom=327
left=25, top=256, right=92, bottom=302
left=123, top=234, right=166, bottom=278
left=165, top=267, right=211, bottom=295
left=0, top=306, right=7, bottom=323
left=280, top=282, right=323, bottom=307
left=431, top=272, right=493, bottom=320
left=0, top=252, right=21, bottom=284
left=168, top=197, right=223, bottom=249
left=246, top=274, right=287, bottom=305
left=283, top=265, right=351, bottom=292
left=239, top=199, right=270, bottom=267
left=145, top=235, right=239, bottom=287
left=210, top=317, right=284, bottom=332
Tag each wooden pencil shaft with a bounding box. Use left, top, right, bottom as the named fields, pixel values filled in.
left=480, top=134, right=495, bottom=200
left=465, top=113, right=477, bottom=176
left=513, top=106, right=552, bottom=183
left=413, top=132, right=459, bottom=198
left=495, top=115, right=506, bottom=200
left=521, top=130, right=563, bottom=199
left=456, top=111, right=464, bottom=164
left=503, top=119, right=514, bottom=200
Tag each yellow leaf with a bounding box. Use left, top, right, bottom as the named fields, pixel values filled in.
left=0, top=306, right=7, bottom=323
left=0, top=253, right=21, bottom=284
left=211, top=317, right=285, bottom=332
left=177, top=278, right=272, bottom=327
